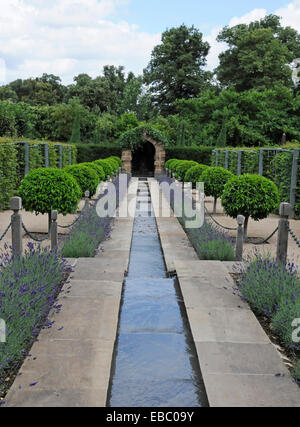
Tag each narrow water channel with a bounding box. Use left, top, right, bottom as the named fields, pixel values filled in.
left=107, top=180, right=208, bottom=407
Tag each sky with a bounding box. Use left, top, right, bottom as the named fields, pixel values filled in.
left=0, top=0, right=300, bottom=85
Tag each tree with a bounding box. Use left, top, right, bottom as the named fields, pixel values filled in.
left=19, top=168, right=82, bottom=231
left=69, top=110, right=81, bottom=144
left=144, top=24, right=211, bottom=115
left=201, top=167, right=234, bottom=214
left=216, top=15, right=300, bottom=91
left=221, top=174, right=280, bottom=240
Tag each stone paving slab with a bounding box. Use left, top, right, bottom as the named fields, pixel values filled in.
left=178, top=278, right=248, bottom=310
left=203, top=373, right=300, bottom=407
left=195, top=342, right=290, bottom=376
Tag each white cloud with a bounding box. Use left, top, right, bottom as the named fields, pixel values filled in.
left=0, top=0, right=160, bottom=84
left=0, top=0, right=299, bottom=85
left=276, top=0, right=300, bottom=32
left=228, top=8, right=267, bottom=27
left=205, top=0, right=300, bottom=72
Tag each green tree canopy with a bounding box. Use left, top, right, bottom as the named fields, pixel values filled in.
left=216, top=14, right=300, bottom=91
left=144, top=24, right=211, bottom=115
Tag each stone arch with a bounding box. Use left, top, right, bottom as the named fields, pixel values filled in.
left=121, top=130, right=166, bottom=176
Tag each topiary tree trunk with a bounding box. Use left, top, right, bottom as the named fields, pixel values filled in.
left=243, top=216, right=250, bottom=241
left=213, top=197, right=217, bottom=214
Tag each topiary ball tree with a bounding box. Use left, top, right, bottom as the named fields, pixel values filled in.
left=94, top=159, right=113, bottom=179
left=106, top=158, right=119, bottom=174
left=221, top=174, right=280, bottom=240
left=19, top=168, right=81, bottom=231
left=185, top=164, right=209, bottom=188
left=176, top=161, right=199, bottom=182
left=64, top=164, right=99, bottom=198
left=81, top=162, right=105, bottom=183
left=108, top=156, right=122, bottom=168
left=201, top=167, right=234, bottom=214
left=168, top=159, right=181, bottom=174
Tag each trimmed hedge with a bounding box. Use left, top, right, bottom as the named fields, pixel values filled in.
left=76, top=144, right=122, bottom=163
left=166, top=147, right=213, bottom=166
left=0, top=143, right=18, bottom=210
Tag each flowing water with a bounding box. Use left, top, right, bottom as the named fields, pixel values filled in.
left=107, top=180, right=208, bottom=407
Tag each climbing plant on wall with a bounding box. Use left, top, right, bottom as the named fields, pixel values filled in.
left=118, top=124, right=169, bottom=151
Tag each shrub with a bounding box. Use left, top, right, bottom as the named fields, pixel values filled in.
left=175, top=161, right=199, bottom=181
left=186, top=221, right=235, bottom=261
left=19, top=168, right=81, bottom=230
left=165, top=159, right=175, bottom=169
left=167, top=159, right=181, bottom=173
left=108, top=156, right=122, bottom=167
left=76, top=144, right=122, bottom=163
left=0, top=143, right=18, bottom=210
left=61, top=174, right=129, bottom=258
left=166, top=147, right=213, bottom=165
left=106, top=158, right=119, bottom=174
left=239, top=255, right=300, bottom=350
left=201, top=167, right=234, bottom=214
left=64, top=164, right=99, bottom=198
left=0, top=244, right=70, bottom=397
left=94, top=159, right=113, bottom=178
left=221, top=174, right=280, bottom=239
left=81, top=162, right=105, bottom=182
left=185, top=164, right=209, bottom=187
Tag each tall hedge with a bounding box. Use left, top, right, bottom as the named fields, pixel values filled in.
left=0, top=143, right=18, bottom=210
left=166, top=147, right=213, bottom=165
left=0, top=139, right=77, bottom=211
left=76, top=144, right=122, bottom=163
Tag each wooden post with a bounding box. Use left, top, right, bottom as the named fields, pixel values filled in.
left=84, top=191, right=90, bottom=210
left=11, top=197, right=23, bottom=256
left=276, top=202, right=292, bottom=264
left=50, top=210, right=58, bottom=250
left=235, top=215, right=244, bottom=261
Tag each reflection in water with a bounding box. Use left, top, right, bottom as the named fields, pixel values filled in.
left=108, top=181, right=208, bottom=407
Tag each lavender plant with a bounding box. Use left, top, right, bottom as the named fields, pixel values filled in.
left=0, top=243, right=71, bottom=396
left=157, top=175, right=235, bottom=261
left=61, top=174, right=129, bottom=258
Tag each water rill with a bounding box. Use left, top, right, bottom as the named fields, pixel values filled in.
left=108, top=179, right=208, bottom=407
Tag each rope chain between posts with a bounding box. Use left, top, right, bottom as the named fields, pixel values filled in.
left=57, top=212, right=82, bottom=229
left=204, top=206, right=238, bottom=231
left=0, top=222, right=12, bottom=242
left=247, top=226, right=279, bottom=245
left=287, top=224, right=300, bottom=249
left=22, top=222, right=53, bottom=242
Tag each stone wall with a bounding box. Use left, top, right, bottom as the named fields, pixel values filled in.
left=121, top=134, right=166, bottom=176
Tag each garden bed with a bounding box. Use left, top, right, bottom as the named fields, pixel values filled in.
left=157, top=175, right=236, bottom=261
left=229, top=256, right=300, bottom=384
left=0, top=245, right=73, bottom=404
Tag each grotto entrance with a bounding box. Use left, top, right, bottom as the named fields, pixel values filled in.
left=131, top=141, right=155, bottom=177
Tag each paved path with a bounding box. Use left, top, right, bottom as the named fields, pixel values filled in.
left=4, top=179, right=138, bottom=407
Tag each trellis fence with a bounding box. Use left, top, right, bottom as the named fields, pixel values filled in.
left=12, top=141, right=76, bottom=176
left=212, top=148, right=300, bottom=216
